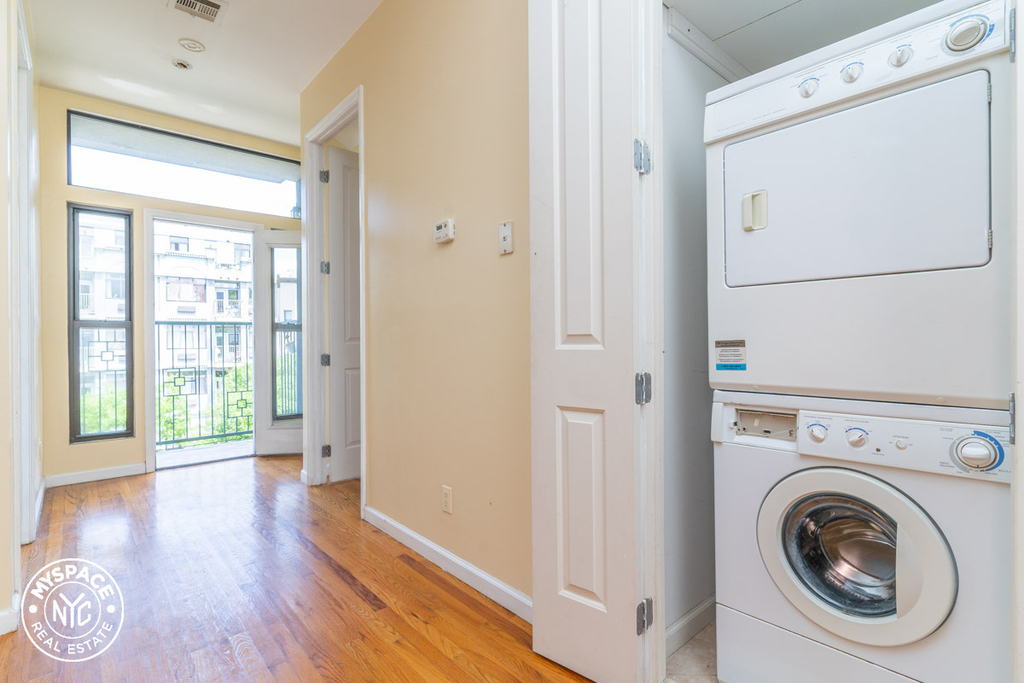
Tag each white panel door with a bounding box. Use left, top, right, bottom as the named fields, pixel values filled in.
left=529, top=0, right=648, bottom=681
left=327, top=146, right=361, bottom=482
left=254, top=229, right=303, bottom=454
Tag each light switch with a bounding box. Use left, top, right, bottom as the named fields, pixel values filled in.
left=499, top=222, right=514, bottom=255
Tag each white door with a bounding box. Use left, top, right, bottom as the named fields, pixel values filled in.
left=723, top=71, right=991, bottom=287
left=529, top=0, right=652, bottom=681
left=327, top=145, right=361, bottom=481
left=254, top=229, right=303, bottom=454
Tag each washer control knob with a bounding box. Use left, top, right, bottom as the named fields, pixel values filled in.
left=888, top=46, right=914, bottom=68
left=799, top=79, right=819, bottom=98
left=895, top=439, right=909, bottom=450
left=840, top=63, right=863, bottom=83
left=808, top=425, right=827, bottom=443
left=954, top=437, right=998, bottom=469
left=946, top=17, right=989, bottom=52
left=847, top=429, right=869, bottom=448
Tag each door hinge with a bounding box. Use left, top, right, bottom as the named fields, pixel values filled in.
left=320, top=261, right=330, bottom=274
left=1011, top=9, right=1016, bottom=63
left=322, top=445, right=332, bottom=458
left=1010, top=393, right=1016, bottom=445
left=635, top=372, right=652, bottom=405
left=636, top=597, right=653, bottom=636
left=633, top=139, right=652, bottom=175
left=987, top=82, right=992, bottom=103
left=319, top=170, right=330, bottom=183
left=321, top=353, right=331, bottom=367
left=988, top=228, right=994, bottom=249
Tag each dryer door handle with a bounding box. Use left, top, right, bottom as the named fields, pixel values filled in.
left=742, top=190, right=768, bottom=231
left=895, top=525, right=924, bottom=617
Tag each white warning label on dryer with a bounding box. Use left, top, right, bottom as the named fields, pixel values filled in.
left=715, top=340, right=746, bottom=371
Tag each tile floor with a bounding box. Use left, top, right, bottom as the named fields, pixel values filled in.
left=667, top=623, right=718, bottom=682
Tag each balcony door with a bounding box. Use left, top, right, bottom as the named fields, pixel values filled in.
left=143, top=211, right=301, bottom=470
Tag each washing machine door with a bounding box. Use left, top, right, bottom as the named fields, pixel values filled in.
left=757, top=468, right=957, bottom=647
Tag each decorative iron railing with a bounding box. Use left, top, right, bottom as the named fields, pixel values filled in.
left=155, top=321, right=254, bottom=449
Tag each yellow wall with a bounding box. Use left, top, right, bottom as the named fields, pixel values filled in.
left=39, top=87, right=300, bottom=478
left=301, top=0, right=532, bottom=592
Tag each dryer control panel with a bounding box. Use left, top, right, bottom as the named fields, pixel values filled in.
left=797, top=411, right=1011, bottom=483
left=705, top=0, right=1008, bottom=142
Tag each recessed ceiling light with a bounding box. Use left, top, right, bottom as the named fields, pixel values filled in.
left=172, top=58, right=193, bottom=70
left=179, top=38, right=206, bottom=53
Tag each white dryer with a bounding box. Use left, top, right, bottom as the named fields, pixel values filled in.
left=712, top=391, right=1010, bottom=682
left=704, top=0, right=1013, bottom=409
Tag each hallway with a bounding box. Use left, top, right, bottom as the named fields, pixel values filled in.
left=0, top=457, right=587, bottom=683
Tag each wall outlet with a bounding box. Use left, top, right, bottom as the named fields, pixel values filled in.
left=498, top=221, right=514, bottom=255
left=441, top=485, right=453, bottom=514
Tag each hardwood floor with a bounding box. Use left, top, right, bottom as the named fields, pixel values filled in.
left=0, top=456, right=591, bottom=682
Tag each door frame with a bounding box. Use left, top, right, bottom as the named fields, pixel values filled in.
left=142, top=209, right=264, bottom=473
left=300, top=85, right=366, bottom=512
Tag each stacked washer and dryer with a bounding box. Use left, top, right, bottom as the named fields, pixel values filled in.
left=703, top=1, right=1014, bottom=681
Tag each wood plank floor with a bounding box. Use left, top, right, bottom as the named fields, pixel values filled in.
left=0, top=456, right=591, bottom=683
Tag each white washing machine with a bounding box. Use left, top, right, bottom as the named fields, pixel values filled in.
left=712, top=391, right=1010, bottom=682
left=704, top=0, right=1014, bottom=409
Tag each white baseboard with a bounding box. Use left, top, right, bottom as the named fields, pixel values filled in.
left=45, top=462, right=147, bottom=489
left=0, top=592, right=20, bottom=636
left=363, top=506, right=533, bottom=623
left=666, top=594, right=716, bottom=654
left=300, top=468, right=308, bottom=484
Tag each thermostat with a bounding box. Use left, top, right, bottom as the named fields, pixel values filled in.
left=434, top=219, right=455, bottom=244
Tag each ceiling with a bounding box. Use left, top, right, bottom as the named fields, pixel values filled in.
left=668, top=0, right=941, bottom=73
left=27, top=0, right=382, bottom=146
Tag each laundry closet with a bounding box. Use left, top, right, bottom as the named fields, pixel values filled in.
left=528, top=1, right=1021, bottom=682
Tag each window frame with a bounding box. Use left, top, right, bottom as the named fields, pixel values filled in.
left=66, top=110, right=302, bottom=218
left=68, top=204, right=135, bottom=443
left=271, top=246, right=302, bottom=421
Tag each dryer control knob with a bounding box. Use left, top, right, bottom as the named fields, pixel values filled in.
left=847, top=429, right=868, bottom=448
left=888, top=46, right=914, bottom=68
left=945, top=17, right=989, bottom=52
left=840, top=64, right=863, bottom=83
left=799, top=79, right=819, bottom=98
left=808, top=425, right=827, bottom=443
left=955, top=437, right=998, bottom=469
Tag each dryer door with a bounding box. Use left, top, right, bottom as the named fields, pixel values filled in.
left=723, top=70, right=991, bottom=287
left=757, top=468, right=957, bottom=647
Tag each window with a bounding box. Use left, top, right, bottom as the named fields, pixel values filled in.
left=68, top=112, right=301, bottom=218
left=105, top=274, right=125, bottom=301
left=234, top=243, right=251, bottom=263
left=170, top=236, right=189, bottom=252
left=166, top=277, right=207, bottom=303
left=216, top=285, right=241, bottom=316
left=272, top=247, right=302, bottom=420
left=69, top=205, right=133, bottom=441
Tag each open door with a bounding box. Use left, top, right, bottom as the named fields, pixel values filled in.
left=326, top=144, right=361, bottom=481
left=254, top=229, right=303, bottom=454
left=529, top=0, right=654, bottom=681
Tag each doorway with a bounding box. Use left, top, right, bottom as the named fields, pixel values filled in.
left=301, top=86, right=365, bottom=497
left=149, top=218, right=256, bottom=468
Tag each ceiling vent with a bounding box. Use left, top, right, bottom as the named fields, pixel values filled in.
left=173, top=0, right=223, bottom=23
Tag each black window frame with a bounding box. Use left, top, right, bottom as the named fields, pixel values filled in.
left=68, top=204, right=135, bottom=443
left=271, top=246, right=302, bottom=421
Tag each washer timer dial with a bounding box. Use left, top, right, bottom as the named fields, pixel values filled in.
left=945, top=16, right=990, bottom=52
left=953, top=436, right=999, bottom=469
